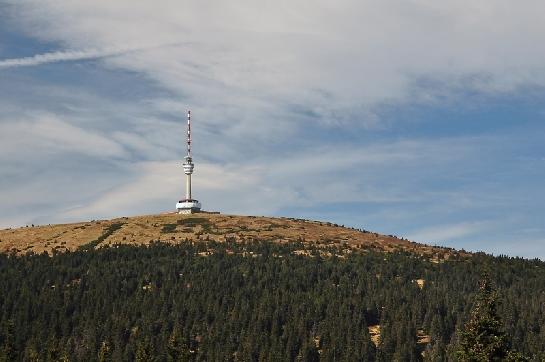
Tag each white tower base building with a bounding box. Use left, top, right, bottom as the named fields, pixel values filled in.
left=176, top=200, right=202, bottom=214
left=176, top=200, right=201, bottom=214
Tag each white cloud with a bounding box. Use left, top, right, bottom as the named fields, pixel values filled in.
left=407, top=221, right=493, bottom=245
left=0, top=114, right=126, bottom=162
left=9, top=0, right=545, bottom=133
left=0, top=113, right=127, bottom=160
left=0, top=46, right=138, bottom=69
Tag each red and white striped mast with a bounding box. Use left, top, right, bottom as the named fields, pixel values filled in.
left=183, top=110, right=194, bottom=201
left=187, top=110, right=191, bottom=158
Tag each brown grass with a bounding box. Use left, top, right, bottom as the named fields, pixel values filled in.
left=417, top=329, right=431, bottom=344
left=0, top=213, right=461, bottom=258
left=368, top=325, right=381, bottom=346
left=368, top=325, right=430, bottom=348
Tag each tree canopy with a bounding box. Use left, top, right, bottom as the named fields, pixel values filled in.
left=0, top=240, right=544, bottom=361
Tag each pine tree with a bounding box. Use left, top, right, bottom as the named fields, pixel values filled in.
left=167, top=327, right=191, bottom=362
left=23, top=343, right=40, bottom=362
left=424, top=340, right=446, bottom=362
left=98, top=340, right=112, bottom=362
left=456, top=274, right=527, bottom=361
left=0, top=320, right=16, bottom=362
left=135, top=339, right=153, bottom=362
left=296, top=338, right=320, bottom=362
left=45, top=337, right=61, bottom=362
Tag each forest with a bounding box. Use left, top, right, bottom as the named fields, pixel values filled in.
left=0, top=239, right=544, bottom=361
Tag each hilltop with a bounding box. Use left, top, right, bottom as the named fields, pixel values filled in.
left=0, top=213, right=460, bottom=259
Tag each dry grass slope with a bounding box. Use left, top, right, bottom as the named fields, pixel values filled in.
left=0, top=213, right=463, bottom=259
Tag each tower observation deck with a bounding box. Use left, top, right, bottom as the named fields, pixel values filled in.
left=176, top=110, right=202, bottom=214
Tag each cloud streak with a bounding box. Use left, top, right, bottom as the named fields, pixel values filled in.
left=12, top=1, right=545, bottom=111
left=407, top=221, right=493, bottom=245
left=0, top=47, right=134, bottom=69
left=0, top=42, right=183, bottom=69
left=0, top=113, right=127, bottom=159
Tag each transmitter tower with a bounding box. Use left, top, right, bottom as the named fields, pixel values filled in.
left=176, top=110, right=202, bottom=214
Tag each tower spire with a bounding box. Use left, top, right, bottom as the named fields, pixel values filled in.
left=187, top=110, right=191, bottom=157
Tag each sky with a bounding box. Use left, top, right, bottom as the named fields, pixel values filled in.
left=1, top=1, right=545, bottom=259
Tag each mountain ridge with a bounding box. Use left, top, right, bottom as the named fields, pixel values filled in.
left=0, top=212, right=465, bottom=260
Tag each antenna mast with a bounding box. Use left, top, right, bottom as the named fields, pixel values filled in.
left=187, top=110, right=191, bottom=157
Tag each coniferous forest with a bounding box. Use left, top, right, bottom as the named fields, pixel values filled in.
left=0, top=240, right=544, bottom=361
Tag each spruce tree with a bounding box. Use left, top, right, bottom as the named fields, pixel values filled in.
left=135, top=339, right=153, bottom=362
left=98, top=340, right=112, bottom=362
left=0, top=320, right=16, bottom=362
left=456, top=274, right=527, bottom=361
left=167, top=327, right=191, bottom=362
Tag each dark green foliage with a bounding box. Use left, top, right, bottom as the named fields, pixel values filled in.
left=0, top=320, right=15, bottom=362
left=135, top=338, right=154, bottom=362
left=78, top=222, right=125, bottom=251
left=177, top=218, right=210, bottom=227
left=456, top=274, right=528, bottom=361
left=161, top=224, right=178, bottom=233
left=98, top=341, right=112, bottom=362
left=0, top=242, right=544, bottom=361
left=177, top=218, right=219, bottom=234
left=166, top=327, right=191, bottom=362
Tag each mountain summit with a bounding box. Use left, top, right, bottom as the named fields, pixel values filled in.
left=0, top=213, right=458, bottom=259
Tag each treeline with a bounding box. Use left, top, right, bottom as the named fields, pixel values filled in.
left=0, top=240, right=544, bottom=361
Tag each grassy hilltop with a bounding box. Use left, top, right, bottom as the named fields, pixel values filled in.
left=0, top=213, right=458, bottom=259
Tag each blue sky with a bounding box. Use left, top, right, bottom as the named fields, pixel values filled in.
left=1, top=1, right=545, bottom=258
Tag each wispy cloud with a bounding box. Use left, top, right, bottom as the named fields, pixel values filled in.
left=0, top=42, right=182, bottom=69
left=407, top=221, right=493, bottom=245
left=0, top=47, right=135, bottom=69
left=10, top=0, right=545, bottom=119
left=0, top=113, right=127, bottom=159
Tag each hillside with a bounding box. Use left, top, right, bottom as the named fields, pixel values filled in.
left=1, top=236, right=544, bottom=360
left=0, top=213, right=459, bottom=259
left=1, top=213, right=544, bottom=360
